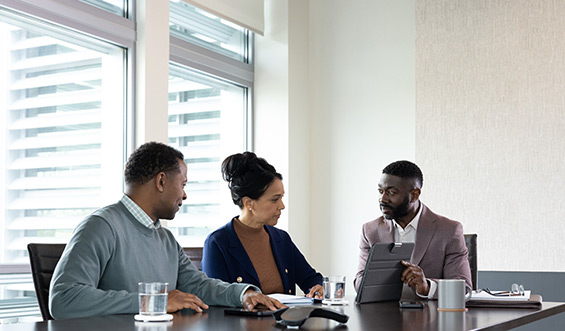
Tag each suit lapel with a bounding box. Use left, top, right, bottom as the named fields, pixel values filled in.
left=265, top=226, right=288, bottom=291
left=226, top=220, right=261, bottom=284
left=376, top=218, right=395, bottom=243
left=411, top=204, right=438, bottom=264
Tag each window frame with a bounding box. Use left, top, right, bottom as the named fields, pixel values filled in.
left=2, top=0, right=135, bottom=47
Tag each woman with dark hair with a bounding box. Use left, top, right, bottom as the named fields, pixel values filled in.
left=201, top=152, right=323, bottom=298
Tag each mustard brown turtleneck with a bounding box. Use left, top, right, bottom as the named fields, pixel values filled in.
left=232, top=218, right=284, bottom=294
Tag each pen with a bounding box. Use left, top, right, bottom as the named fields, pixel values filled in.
left=480, top=288, right=524, bottom=297
left=492, top=291, right=522, bottom=296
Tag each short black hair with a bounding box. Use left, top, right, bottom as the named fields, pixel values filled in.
left=221, top=151, right=282, bottom=208
left=124, top=142, right=184, bottom=186
left=382, top=160, right=423, bottom=188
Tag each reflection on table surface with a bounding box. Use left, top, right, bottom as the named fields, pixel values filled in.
left=0, top=296, right=564, bottom=331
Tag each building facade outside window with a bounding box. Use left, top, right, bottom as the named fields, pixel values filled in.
left=0, top=0, right=133, bottom=320
left=0, top=1, right=254, bottom=321
left=167, top=1, right=253, bottom=247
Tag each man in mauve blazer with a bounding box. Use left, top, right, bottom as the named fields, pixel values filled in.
left=354, top=161, right=472, bottom=299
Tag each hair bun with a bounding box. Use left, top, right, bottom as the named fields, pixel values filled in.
left=221, top=151, right=257, bottom=183
left=221, top=152, right=282, bottom=208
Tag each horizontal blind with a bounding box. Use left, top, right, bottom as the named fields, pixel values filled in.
left=1, top=10, right=125, bottom=266
left=167, top=64, right=247, bottom=246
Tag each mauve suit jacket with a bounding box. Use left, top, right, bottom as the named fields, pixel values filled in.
left=354, top=203, right=472, bottom=297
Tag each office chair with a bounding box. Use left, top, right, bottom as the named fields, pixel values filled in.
left=27, top=243, right=66, bottom=321
left=183, top=247, right=203, bottom=270
left=464, top=234, right=478, bottom=290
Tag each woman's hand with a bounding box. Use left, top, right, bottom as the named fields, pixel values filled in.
left=306, top=284, right=324, bottom=299
left=242, top=289, right=287, bottom=310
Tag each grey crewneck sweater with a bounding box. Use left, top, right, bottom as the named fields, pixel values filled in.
left=49, top=201, right=250, bottom=319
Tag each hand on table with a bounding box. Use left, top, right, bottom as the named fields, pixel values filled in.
left=167, top=289, right=209, bottom=313
left=401, top=261, right=429, bottom=296
left=242, top=289, right=287, bottom=311
left=305, top=284, right=324, bottom=299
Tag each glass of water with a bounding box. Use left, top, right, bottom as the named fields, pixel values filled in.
left=323, top=276, right=346, bottom=302
left=138, top=282, right=168, bottom=316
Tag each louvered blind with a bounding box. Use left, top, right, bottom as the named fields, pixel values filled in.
left=166, top=64, right=248, bottom=247
left=0, top=11, right=126, bottom=264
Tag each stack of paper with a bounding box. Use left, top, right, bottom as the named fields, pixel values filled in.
left=470, top=290, right=531, bottom=302
left=268, top=294, right=314, bottom=305
left=467, top=290, right=542, bottom=309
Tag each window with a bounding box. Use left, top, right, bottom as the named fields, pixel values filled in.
left=167, top=64, right=248, bottom=246
left=0, top=1, right=130, bottom=314
left=0, top=0, right=253, bottom=321
left=169, top=0, right=249, bottom=62
left=167, top=1, right=253, bottom=247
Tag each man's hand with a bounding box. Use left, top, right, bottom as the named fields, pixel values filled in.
left=306, top=284, right=324, bottom=299
left=242, top=289, right=286, bottom=311
left=167, top=289, right=209, bottom=313
left=401, top=261, right=429, bottom=296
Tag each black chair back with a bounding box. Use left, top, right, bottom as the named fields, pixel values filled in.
left=183, top=247, right=203, bottom=270
left=464, top=234, right=478, bottom=290
left=27, top=243, right=66, bottom=321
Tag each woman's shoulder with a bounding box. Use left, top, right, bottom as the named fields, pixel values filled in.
left=206, top=219, right=237, bottom=241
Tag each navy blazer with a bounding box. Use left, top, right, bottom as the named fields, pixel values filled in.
left=202, top=218, right=323, bottom=295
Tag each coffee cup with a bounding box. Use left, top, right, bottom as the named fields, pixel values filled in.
left=437, top=279, right=471, bottom=312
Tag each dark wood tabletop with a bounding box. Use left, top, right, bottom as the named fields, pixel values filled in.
left=1, top=298, right=564, bottom=331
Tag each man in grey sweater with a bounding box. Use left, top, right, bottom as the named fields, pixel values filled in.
left=49, top=142, right=284, bottom=319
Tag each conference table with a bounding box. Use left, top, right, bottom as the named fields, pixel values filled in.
left=1, top=297, right=564, bottom=331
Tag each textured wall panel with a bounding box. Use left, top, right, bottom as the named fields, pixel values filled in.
left=416, top=0, right=565, bottom=271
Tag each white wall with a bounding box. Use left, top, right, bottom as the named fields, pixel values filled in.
left=254, top=0, right=312, bottom=267
left=255, top=0, right=416, bottom=295
left=308, top=0, right=416, bottom=295
left=135, top=0, right=169, bottom=145
left=254, top=0, right=290, bottom=232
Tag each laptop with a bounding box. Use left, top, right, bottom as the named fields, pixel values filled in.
left=354, top=242, right=414, bottom=304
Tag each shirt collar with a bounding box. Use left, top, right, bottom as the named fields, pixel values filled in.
left=121, top=194, right=161, bottom=229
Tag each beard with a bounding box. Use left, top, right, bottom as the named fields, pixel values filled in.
left=380, top=196, right=411, bottom=220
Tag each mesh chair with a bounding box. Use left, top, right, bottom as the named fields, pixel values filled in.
left=464, top=234, right=478, bottom=290
left=183, top=247, right=203, bottom=270
left=27, top=243, right=66, bottom=321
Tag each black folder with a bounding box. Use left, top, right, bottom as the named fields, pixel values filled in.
left=355, top=242, right=414, bottom=304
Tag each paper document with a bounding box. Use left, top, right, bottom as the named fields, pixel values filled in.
left=470, top=290, right=531, bottom=301
left=268, top=293, right=314, bottom=305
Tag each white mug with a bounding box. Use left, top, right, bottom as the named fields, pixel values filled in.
left=437, top=279, right=472, bottom=312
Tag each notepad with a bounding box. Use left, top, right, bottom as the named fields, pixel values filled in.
left=470, top=290, right=531, bottom=301
left=268, top=293, right=314, bottom=305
